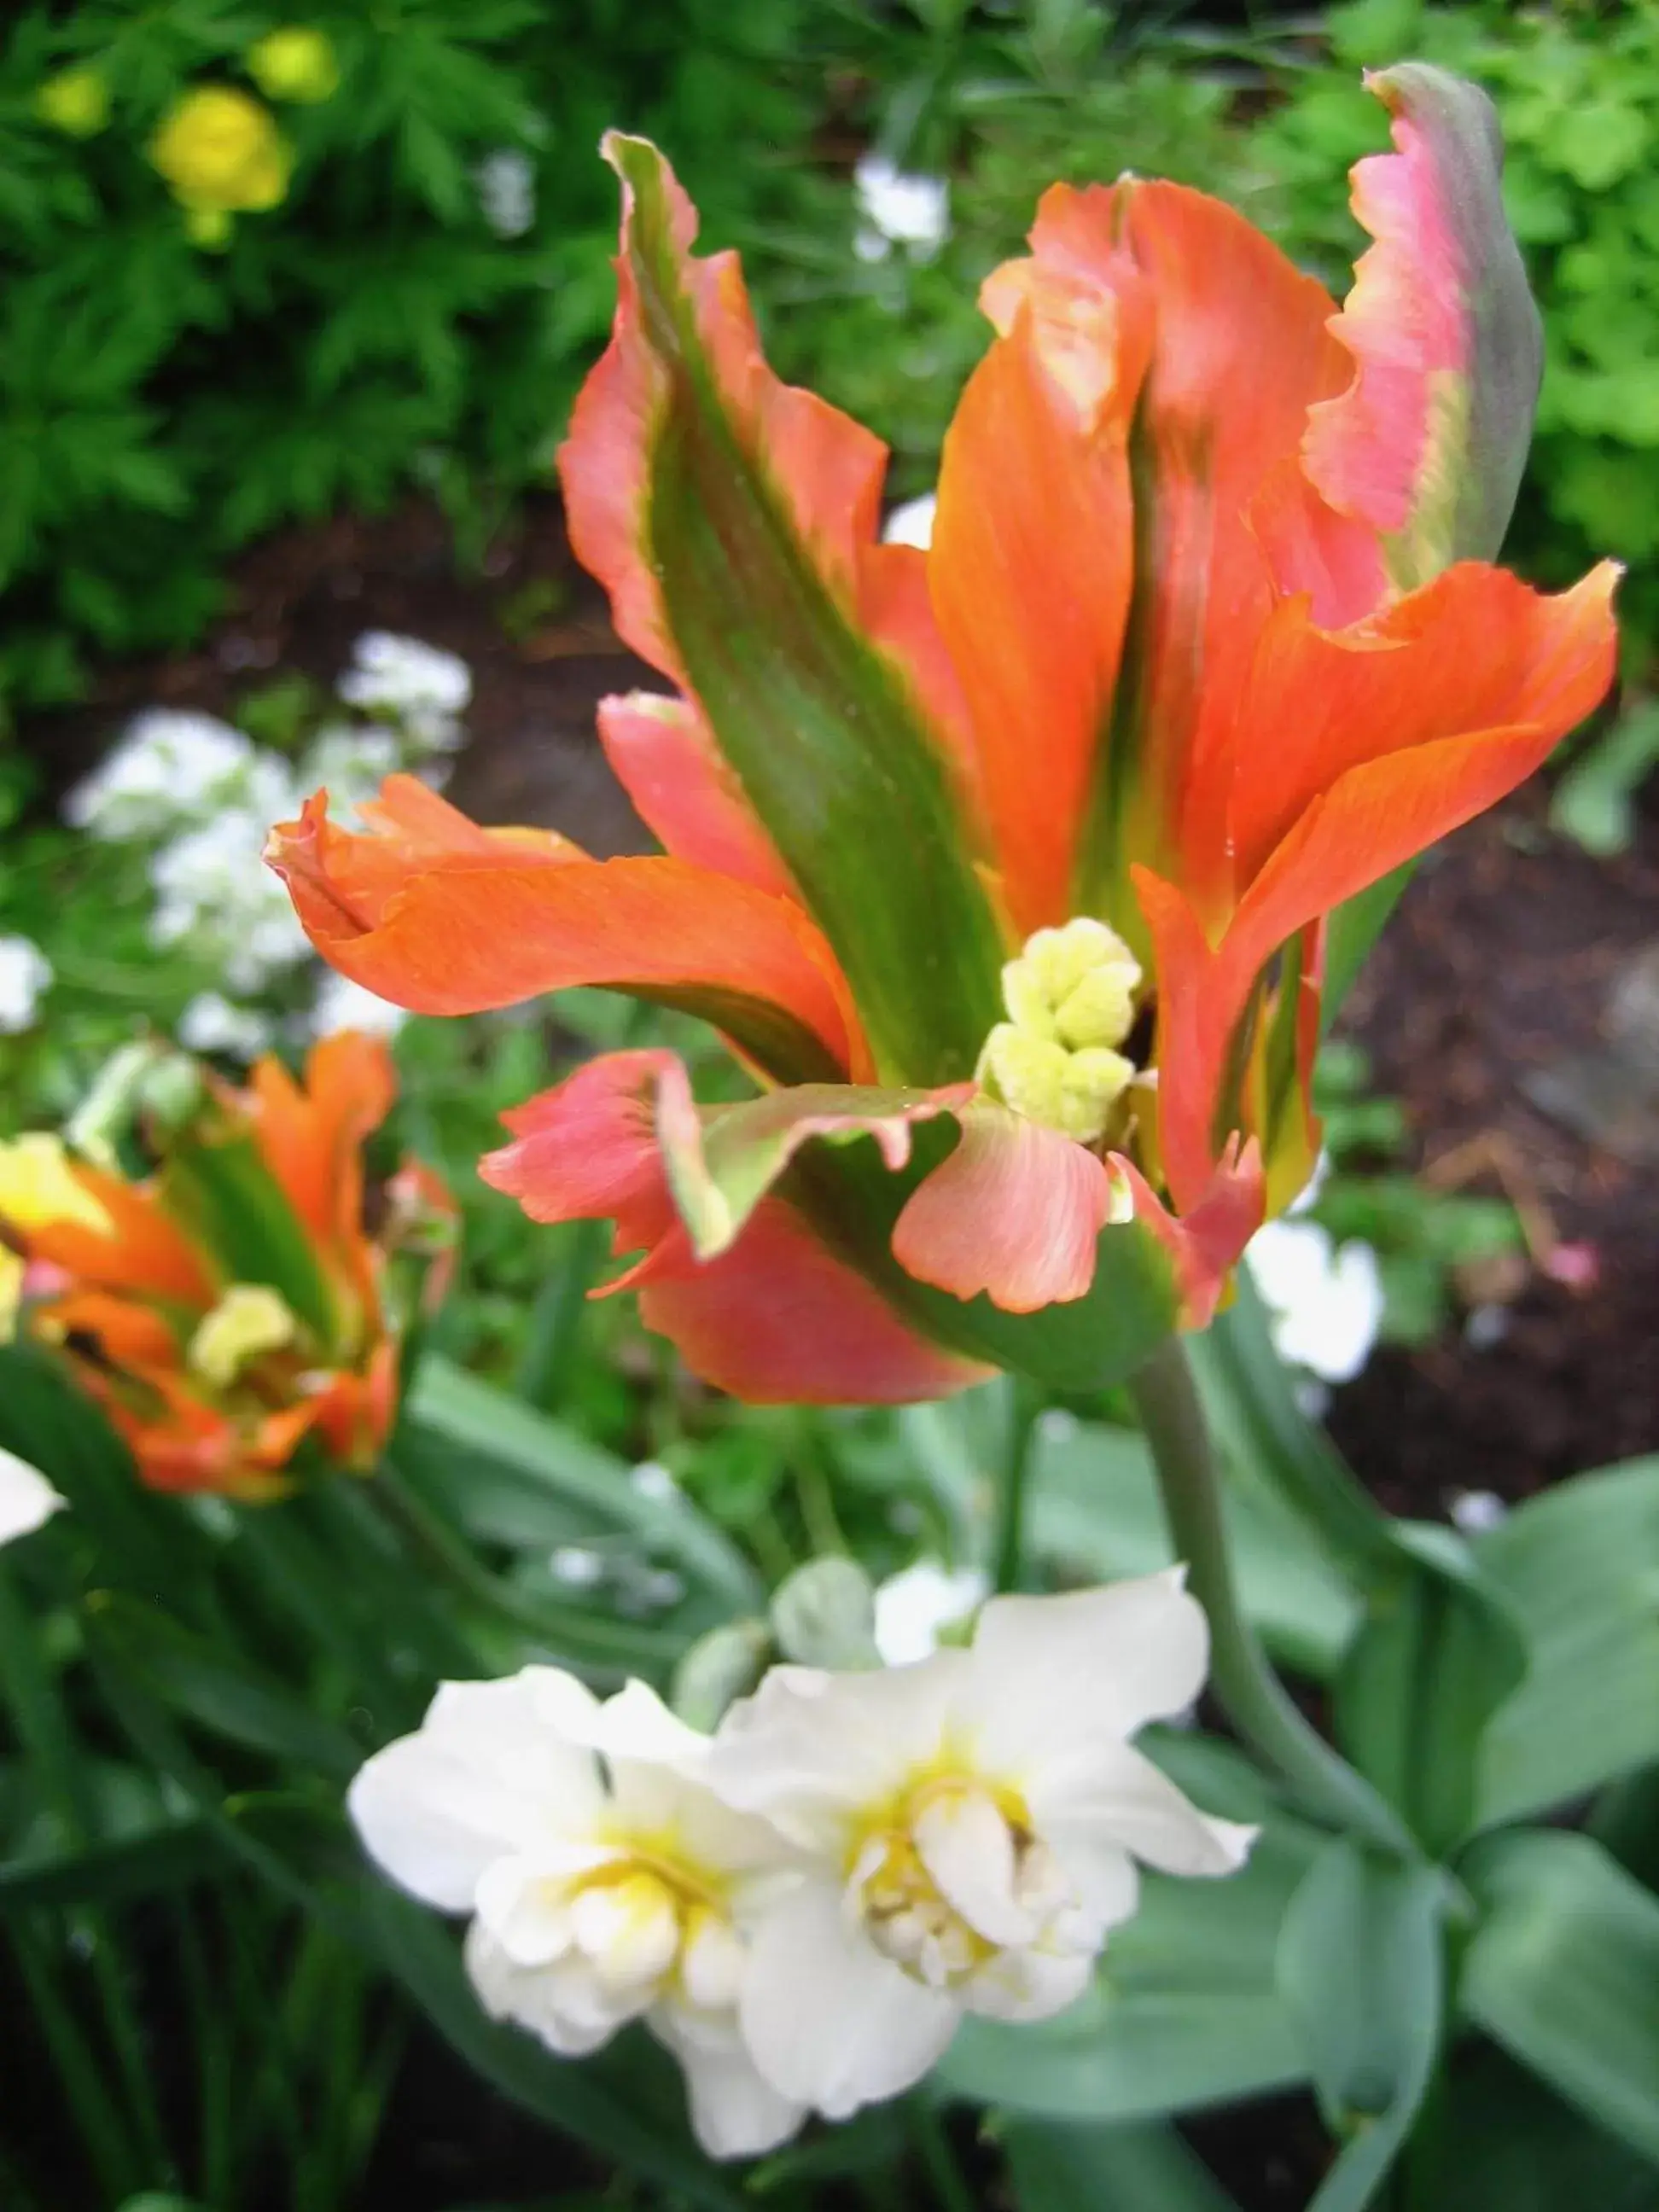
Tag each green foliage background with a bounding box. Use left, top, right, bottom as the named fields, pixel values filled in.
left=1, top=0, right=1652, bottom=725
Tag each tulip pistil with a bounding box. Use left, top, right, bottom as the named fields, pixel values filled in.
left=976, top=917, right=1143, bottom=1144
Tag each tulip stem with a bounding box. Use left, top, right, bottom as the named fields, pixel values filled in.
left=1131, top=1338, right=1417, bottom=1856
left=992, top=1377, right=1042, bottom=1593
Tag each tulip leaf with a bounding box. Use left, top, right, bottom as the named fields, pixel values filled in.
left=1409, top=2046, right=1659, bottom=2212
left=1470, top=1457, right=1659, bottom=1828
left=1462, top=1830, right=1659, bottom=2168
left=403, top=1354, right=761, bottom=1610
left=612, top=135, right=1006, bottom=1088
left=939, top=1815, right=1319, bottom=2121
left=1331, top=1522, right=1528, bottom=1854
left=1275, top=1837, right=1446, bottom=2212
left=0, top=1819, right=224, bottom=1914
left=83, top=1590, right=361, bottom=1778
left=1004, top=2117, right=1243, bottom=2212
left=160, top=1128, right=338, bottom=1347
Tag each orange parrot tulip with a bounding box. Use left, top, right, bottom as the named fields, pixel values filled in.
left=0, top=1034, right=454, bottom=1498
left=269, top=67, right=1616, bottom=1404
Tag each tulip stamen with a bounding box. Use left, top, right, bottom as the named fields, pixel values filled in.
left=976, top=917, right=1143, bottom=1144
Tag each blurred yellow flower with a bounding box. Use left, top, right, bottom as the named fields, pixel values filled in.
left=35, top=65, right=111, bottom=138
left=149, top=86, right=291, bottom=221
left=247, top=26, right=340, bottom=104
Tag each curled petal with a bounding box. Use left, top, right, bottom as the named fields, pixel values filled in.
left=268, top=783, right=866, bottom=1086
left=893, top=1104, right=1124, bottom=1313
left=248, top=1031, right=395, bottom=1256
left=1304, top=64, right=1541, bottom=582
left=596, top=691, right=795, bottom=898
left=1116, top=1141, right=1265, bottom=1330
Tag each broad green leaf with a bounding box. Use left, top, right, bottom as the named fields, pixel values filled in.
left=613, top=134, right=1005, bottom=1088
left=1004, top=2117, right=1242, bottom=2212
left=160, top=1127, right=339, bottom=1348
left=1275, top=1838, right=1446, bottom=2211
left=1333, top=1522, right=1527, bottom=1854
left=1028, top=1416, right=1360, bottom=1679
left=403, top=1355, right=760, bottom=1610
left=1462, top=1829, right=1659, bottom=2167
left=939, top=1815, right=1319, bottom=2121
left=0, top=1819, right=223, bottom=1913
left=83, top=1591, right=360, bottom=1778
left=1471, top=1457, right=1659, bottom=1827
left=1412, top=2046, right=1659, bottom=2212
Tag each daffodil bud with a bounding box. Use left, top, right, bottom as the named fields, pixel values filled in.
left=672, top=1617, right=772, bottom=1731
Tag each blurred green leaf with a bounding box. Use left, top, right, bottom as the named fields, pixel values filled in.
left=1275, top=1838, right=1445, bottom=2210
left=1472, top=1457, right=1659, bottom=1828
left=1004, top=2116, right=1242, bottom=2212
left=1462, top=1829, right=1659, bottom=2167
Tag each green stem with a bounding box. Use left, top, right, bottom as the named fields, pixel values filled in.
left=992, top=1377, right=1041, bottom=1594
left=1130, top=1339, right=1417, bottom=1856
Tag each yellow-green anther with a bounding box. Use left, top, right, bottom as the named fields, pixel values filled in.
left=977, top=917, right=1144, bottom=1144
left=188, top=1284, right=297, bottom=1388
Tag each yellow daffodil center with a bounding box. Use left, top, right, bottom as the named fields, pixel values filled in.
left=847, top=1773, right=1080, bottom=1993
left=535, top=1841, right=745, bottom=2010
left=0, top=1135, right=113, bottom=1237
left=188, top=1283, right=299, bottom=1387
left=977, top=917, right=1143, bottom=1144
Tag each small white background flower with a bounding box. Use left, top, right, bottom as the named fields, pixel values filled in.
left=348, top=1668, right=806, bottom=2159
left=853, top=152, right=950, bottom=261
left=874, top=1558, right=987, bottom=1664
left=704, top=1569, right=1253, bottom=2122
left=1246, top=1217, right=1384, bottom=1384
left=0, top=1446, right=65, bottom=1547
left=0, top=936, right=52, bottom=1033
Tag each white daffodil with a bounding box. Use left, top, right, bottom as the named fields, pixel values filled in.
left=348, top=1668, right=806, bottom=2160
left=0, top=1446, right=65, bottom=1546
left=703, top=1570, right=1253, bottom=2123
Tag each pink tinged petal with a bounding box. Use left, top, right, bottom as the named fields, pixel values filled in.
left=480, top=1047, right=684, bottom=1277
left=1029, top=1740, right=1256, bottom=1880
left=655, top=1069, right=975, bottom=1260
left=963, top=1944, right=1097, bottom=2025
left=707, top=1653, right=969, bottom=1853
left=1303, top=65, right=1541, bottom=581
left=638, top=1195, right=994, bottom=1406
left=911, top=1787, right=1034, bottom=1947
left=737, top=1877, right=960, bottom=2117
left=597, top=692, right=795, bottom=898
left=1117, top=1144, right=1266, bottom=1330
left=650, top=2004, right=807, bottom=2159
left=346, top=1671, right=608, bottom=1912
left=893, top=1104, right=1121, bottom=1313
left=967, top=1572, right=1213, bottom=1778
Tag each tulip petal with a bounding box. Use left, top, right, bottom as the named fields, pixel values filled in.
left=20, top=1168, right=213, bottom=1307
left=596, top=691, right=795, bottom=898
left=1304, top=64, right=1541, bottom=583
left=930, top=292, right=1145, bottom=931
left=1117, top=1142, right=1266, bottom=1327
left=1227, top=561, right=1621, bottom=893
left=987, top=182, right=1369, bottom=923
left=248, top=1031, right=395, bottom=1255
left=560, top=135, right=1004, bottom=1086
left=269, top=785, right=866, bottom=1086
left=656, top=1074, right=975, bottom=1260
left=481, top=1051, right=993, bottom=1405
left=893, top=1104, right=1122, bottom=1313
left=641, top=1197, right=994, bottom=1406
